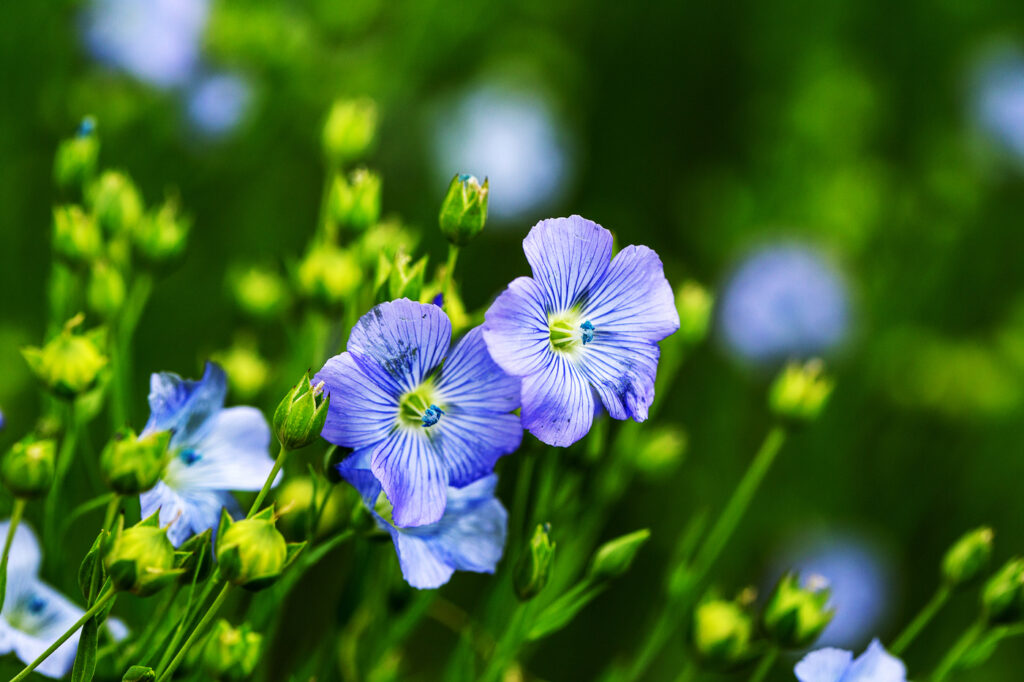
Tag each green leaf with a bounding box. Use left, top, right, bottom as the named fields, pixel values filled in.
left=527, top=582, right=607, bottom=641
left=78, top=530, right=105, bottom=602
left=70, top=614, right=99, bottom=682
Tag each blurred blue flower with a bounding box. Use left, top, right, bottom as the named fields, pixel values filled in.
left=0, top=408, right=5, bottom=432
left=971, top=49, right=1024, bottom=163
left=719, top=245, right=850, bottom=363
left=140, top=362, right=277, bottom=547
left=341, top=458, right=507, bottom=590
left=432, top=85, right=573, bottom=220
left=315, top=300, right=522, bottom=529
left=795, top=639, right=906, bottom=682
left=81, top=0, right=209, bottom=89
left=483, top=216, right=678, bottom=447
left=187, top=72, right=252, bottom=136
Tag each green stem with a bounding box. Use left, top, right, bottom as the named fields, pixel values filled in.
left=932, top=618, right=985, bottom=682
left=113, top=272, right=153, bottom=428
left=479, top=601, right=530, bottom=682
left=672, top=660, right=696, bottom=682
left=0, top=499, right=26, bottom=611
left=156, top=582, right=232, bottom=682
left=249, top=444, right=287, bottom=517
left=44, top=399, right=79, bottom=561
left=750, top=647, right=779, bottom=682
left=155, top=574, right=219, bottom=673
left=441, top=244, right=460, bottom=303
left=890, top=584, right=951, bottom=655
left=124, top=584, right=181, bottom=669
left=59, top=492, right=116, bottom=544
left=10, top=588, right=116, bottom=682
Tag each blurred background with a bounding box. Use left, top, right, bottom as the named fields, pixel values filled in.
left=2, top=0, right=1024, bottom=679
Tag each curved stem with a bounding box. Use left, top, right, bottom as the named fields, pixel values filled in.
left=123, top=584, right=181, bottom=669
left=155, top=582, right=232, bottom=682
left=932, top=618, right=985, bottom=682
left=891, top=585, right=951, bottom=655
left=750, top=647, right=779, bottom=682
left=0, top=498, right=26, bottom=611
left=248, top=444, right=288, bottom=517
left=441, top=244, right=460, bottom=304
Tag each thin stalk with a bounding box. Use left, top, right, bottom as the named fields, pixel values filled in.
left=890, top=584, right=951, bottom=655
left=0, top=499, right=26, bottom=610
left=441, top=244, right=459, bottom=303
left=479, top=601, right=530, bottom=682
left=123, top=584, right=181, bottom=669
left=112, top=272, right=153, bottom=428
left=155, top=582, right=232, bottom=682
left=750, top=647, right=779, bottom=682
left=932, top=618, right=986, bottom=682
left=44, top=399, right=79, bottom=560
left=155, top=575, right=220, bottom=673
left=672, top=660, right=697, bottom=682
left=249, top=444, right=287, bottom=517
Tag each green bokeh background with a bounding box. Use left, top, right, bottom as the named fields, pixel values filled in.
left=2, top=0, right=1024, bottom=679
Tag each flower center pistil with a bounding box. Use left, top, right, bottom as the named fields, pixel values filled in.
left=399, top=386, right=444, bottom=428
left=549, top=313, right=595, bottom=352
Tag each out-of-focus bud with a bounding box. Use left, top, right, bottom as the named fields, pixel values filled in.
left=761, top=572, right=834, bottom=649
left=104, top=513, right=184, bottom=596
left=633, top=426, right=687, bottom=478
left=982, top=558, right=1024, bottom=624
left=515, top=523, right=555, bottom=601
left=54, top=117, right=100, bottom=190
left=588, top=528, right=650, bottom=581
left=355, top=219, right=419, bottom=268
left=276, top=477, right=350, bottom=539
left=296, top=244, right=362, bottom=306
left=122, top=665, right=156, bottom=682
left=87, top=261, right=127, bottom=319
left=228, top=265, right=289, bottom=321
left=1, top=435, right=56, bottom=498
left=52, top=205, right=103, bottom=264
left=768, top=359, right=834, bottom=423
left=676, top=281, right=714, bottom=345
left=212, top=338, right=270, bottom=402
left=216, top=508, right=303, bottom=591
left=388, top=250, right=427, bottom=301
left=100, top=427, right=169, bottom=495
left=176, top=529, right=214, bottom=586
left=438, top=174, right=488, bottom=246
left=202, top=619, right=263, bottom=682
left=273, top=373, right=329, bottom=451
left=322, top=98, right=377, bottom=164
left=942, top=527, right=994, bottom=588
left=347, top=169, right=382, bottom=230
left=690, top=592, right=756, bottom=669
left=89, top=170, right=143, bottom=236
left=133, top=197, right=190, bottom=264
left=22, top=314, right=108, bottom=399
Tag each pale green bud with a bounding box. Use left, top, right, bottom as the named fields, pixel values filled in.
left=355, top=219, right=419, bottom=269
left=100, top=427, right=169, bottom=495
left=347, top=169, right=382, bottom=231
left=388, top=250, right=427, bottom=301
left=1, top=435, right=56, bottom=498
left=87, top=261, right=127, bottom=319
left=22, top=314, right=108, bottom=398
left=515, top=523, right=555, bottom=601
left=133, top=197, right=190, bottom=263
left=202, top=619, right=263, bottom=681
left=942, top=527, right=994, bottom=588
left=52, top=205, right=102, bottom=264
left=438, top=174, right=488, bottom=246
left=296, top=245, right=362, bottom=306
left=89, top=170, right=143, bottom=235
left=768, top=359, right=834, bottom=422
left=634, top=426, right=687, bottom=478
left=761, top=572, right=834, bottom=649
left=676, top=281, right=714, bottom=345
left=322, top=98, right=377, bottom=163
left=105, top=513, right=184, bottom=595
left=588, top=528, right=650, bottom=581
left=228, top=265, right=289, bottom=321
left=982, top=558, right=1024, bottom=624
left=273, top=373, right=329, bottom=451
left=216, top=508, right=303, bottom=591
left=212, top=340, right=271, bottom=402
left=690, top=592, right=756, bottom=669
left=122, top=666, right=156, bottom=682
left=54, top=118, right=100, bottom=190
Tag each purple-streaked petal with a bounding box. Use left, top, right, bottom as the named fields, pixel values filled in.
left=336, top=447, right=381, bottom=505
left=392, top=532, right=456, bottom=589
left=164, top=406, right=275, bottom=492
left=575, top=336, right=660, bottom=422
left=371, top=428, right=448, bottom=527
left=430, top=476, right=507, bottom=572
left=437, top=326, right=521, bottom=413
left=794, top=648, right=853, bottom=682
left=522, top=216, right=613, bottom=311
left=433, top=411, right=522, bottom=487
left=482, top=276, right=552, bottom=378
left=583, top=244, right=679, bottom=342
left=845, top=640, right=907, bottom=682
left=521, top=353, right=594, bottom=446
left=144, top=362, right=227, bottom=446
left=347, top=299, right=452, bottom=393
left=315, top=352, right=399, bottom=449
left=140, top=482, right=239, bottom=547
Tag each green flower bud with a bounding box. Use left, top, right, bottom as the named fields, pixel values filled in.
left=54, top=118, right=100, bottom=190
left=228, top=265, right=289, bottom=321
left=104, top=513, right=184, bottom=595
left=100, top=427, right=169, bottom=495
left=216, top=508, right=303, bottom=591
left=1, top=435, right=56, bottom=498
left=322, top=98, right=378, bottom=164
left=276, top=478, right=349, bottom=539
left=438, top=174, right=488, bottom=246
left=273, top=373, right=329, bottom=450
left=676, top=281, right=714, bottom=345
left=768, top=359, right=834, bottom=423
left=761, top=572, right=834, bottom=649
left=133, top=198, right=190, bottom=264
left=89, top=170, right=143, bottom=235
left=202, top=619, right=263, bottom=681
left=388, top=250, right=427, bottom=301
left=982, top=558, right=1024, bottom=624
left=296, top=245, right=362, bottom=306
left=211, top=339, right=271, bottom=402
left=355, top=219, right=419, bottom=268
left=52, top=205, right=103, bottom=264
left=634, top=426, right=688, bottom=478
left=87, top=261, right=127, bottom=319
left=515, top=523, right=555, bottom=601
left=22, top=314, right=108, bottom=398
left=690, top=592, right=756, bottom=669
left=347, top=169, right=382, bottom=231
left=942, top=526, right=994, bottom=588
left=122, top=665, right=156, bottom=682
left=588, top=528, right=650, bottom=581
left=176, top=529, right=215, bottom=585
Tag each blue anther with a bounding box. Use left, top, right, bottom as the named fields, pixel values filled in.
left=179, top=448, right=201, bottom=465
left=421, top=405, right=445, bottom=428
left=581, top=320, right=595, bottom=345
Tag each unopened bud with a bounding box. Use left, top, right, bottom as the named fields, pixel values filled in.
left=676, top=281, right=714, bottom=345
left=22, top=314, right=108, bottom=398
left=439, top=174, right=488, bottom=246
left=54, top=117, right=100, bottom=190
left=100, top=427, right=169, bottom=495
left=212, top=339, right=271, bottom=402
left=322, top=98, right=377, bottom=164
left=122, top=666, right=156, bottom=682
left=216, top=508, right=303, bottom=591
left=273, top=373, right=330, bottom=450
left=388, top=250, right=427, bottom=301
left=982, top=558, right=1024, bottom=624
left=87, top=261, right=127, bottom=319
left=105, top=513, right=184, bottom=595
left=690, top=594, right=756, bottom=669
left=89, top=170, right=143, bottom=235
left=588, top=528, right=650, bottom=581
left=942, top=527, right=994, bottom=588
left=202, top=619, right=263, bottom=681
left=2, top=435, right=56, bottom=498
left=515, top=523, right=555, bottom=601
left=52, top=205, right=102, bottom=264
left=133, top=197, right=190, bottom=264
left=634, top=426, right=687, bottom=478
left=768, top=359, right=834, bottom=423
left=228, top=265, right=289, bottom=321
left=296, top=245, right=362, bottom=306
left=762, top=572, right=834, bottom=649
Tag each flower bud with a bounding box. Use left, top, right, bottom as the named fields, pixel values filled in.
left=761, top=572, right=834, bottom=649
left=133, top=198, right=190, bottom=264
left=54, top=118, right=100, bottom=190
left=296, top=245, right=362, bottom=306
left=982, top=558, right=1024, bottom=624
left=202, top=619, right=262, bottom=681
left=212, top=339, right=271, bottom=402
left=588, top=528, right=650, bottom=581
left=388, top=250, right=427, bottom=301
left=122, top=666, right=156, bottom=682
left=89, top=170, right=143, bottom=235
left=355, top=219, right=419, bottom=268
left=216, top=508, right=303, bottom=591
left=1, top=435, right=56, bottom=498
left=768, top=359, right=834, bottom=423
left=228, top=265, right=289, bottom=321
left=105, top=513, right=184, bottom=595
left=100, top=427, right=169, bottom=495
left=346, top=169, right=381, bottom=230
left=273, top=373, right=329, bottom=450
left=176, top=529, right=214, bottom=585
left=676, top=281, right=714, bottom=345
left=515, top=523, right=555, bottom=601
left=942, top=527, right=994, bottom=588
left=22, top=314, right=108, bottom=398
left=690, top=594, right=756, bottom=669
left=52, top=205, right=103, bottom=264
left=87, top=261, right=127, bottom=319
left=322, top=98, right=377, bottom=164
left=633, top=426, right=688, bottom=478
left=438, top=174, right=488, bottom=246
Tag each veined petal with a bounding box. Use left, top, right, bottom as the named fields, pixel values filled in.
left=431, top=477, right=507, bottom=572
left=521, top=353, right=594, bottom=446
left=140, top=482, right=239, bottom=547
left=316, top=352, right=399, bottom=449
left=437, top=326, right=521, bottom=413
left=433, top=411, right=522, bottom=487
left=336, top=447, right=381, bottom=505
left=144, top=362, right=227, bottom=446
left=347, top=299, right=452, bottom=393
left=583, top=244, right=679, bottom=342
left=845, top=640, right=907, bottom=682
left=6, top=580, right=84, bottom=679
left=522, top=216, right=613, bottom=311
left=371, top=428, right=448, bottom=527
left=393, top=532, right=456, bottom=589
left=482, top=276, right=552, bottom=378
left=575, top=335, right=660, bottom=422
left=165, top=407, right=275, bottom=492
left=794, top=648, right=853, bottom=682
left=0, top=519, right=41, bottom=581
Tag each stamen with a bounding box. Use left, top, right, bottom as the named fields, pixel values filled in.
left=581, top=320, right=595, bottom=345
left=179, top=448, right=201, bottom=466
left=421, top=404, right=445, bottom=428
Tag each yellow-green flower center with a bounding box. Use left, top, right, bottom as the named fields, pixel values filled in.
left=548, top=311, right=594, bottom=352
left=398, top=384, right=444, bottom=428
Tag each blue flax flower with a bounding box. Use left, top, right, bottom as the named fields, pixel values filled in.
left=341, top=454, right=507, bottom=589
left=795, top=639, right=906, bottom=682
left=316, top=300, right=521, bottom=528
left=140, top=362, right=277, bottom=546
left=0, top=521, right=126, bottom=678
left=483, top=215, right=679, bottom=446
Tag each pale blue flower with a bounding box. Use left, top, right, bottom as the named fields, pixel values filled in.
left=140, top=362, right=277, bottom=547
left=795, top=639, right=906, bottom=682
left=972, top=49, right=1024, bottom=164
left=187, top=72, right=252, bottom=136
